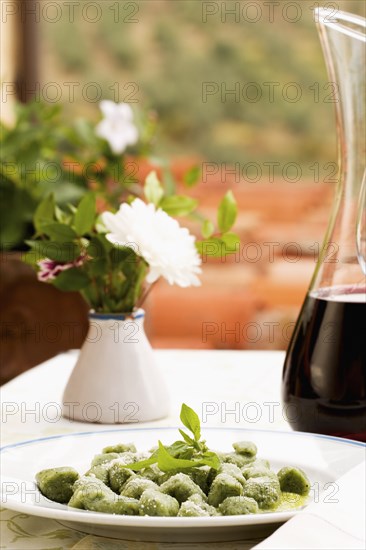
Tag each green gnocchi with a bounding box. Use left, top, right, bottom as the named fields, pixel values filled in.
left=35, top=438, right=310, bottom=517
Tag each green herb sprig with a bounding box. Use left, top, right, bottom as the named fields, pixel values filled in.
left=126, top=404, right=220, bottom=473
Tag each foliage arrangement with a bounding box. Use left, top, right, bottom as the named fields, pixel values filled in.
left=26, top=168, right=239, bottom=313
left=2, top=98, right=239, bottom=313
left=0, top=99, right=154, bottom=250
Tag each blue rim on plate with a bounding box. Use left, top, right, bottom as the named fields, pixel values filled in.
left=1, top=426, right=365, bottom=453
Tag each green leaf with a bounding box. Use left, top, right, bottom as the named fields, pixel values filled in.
left=110, top=246, right=138, bottom=267
left=196, top=238, right=223, bottom=258
left=178, top=429, right=195, bottom=446
left=52, top=268, right=90, bottom=292
left=166, top=440, right=194, bottom=460
left=74, top=193, right=96, bottom=236
left=87, top=235, right=108, bottom=259
left=34, top=194, right=55, bottom=234
left=124, top=454, right=158, bottom=472
left=54, top=183, right=85, bottom=205
left=220, top=232, right=240, bottom=254
left=162, top=167, right=176, bottom=196
left=26, top=240, right=80, bottom=263
left=180, top=403, right=201, bottom=441
left=144, top=171, right=164, bottom=206
left=88, top=257, right=108, bottom=277
left=201, top=220, right=215, bottom=239
left=157, top=441, right=197, bottom=472
left=160, top=196, right=198, bottom=217
left=23, top=250, right=38, bottom=268
left=95, top=214, right=108, bottom=234
left=55, top=205, right=72, bottom=225
left=201, top=451, right=221, bottom=470
left=41, top=223, right=77, bottom=242
left=217, top=191, right=237, bottom=233
left=68, top=204, right=78, bottom=214
left=183, top=165, right=201, bottom=187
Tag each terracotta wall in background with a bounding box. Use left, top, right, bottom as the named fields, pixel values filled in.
left=145, top=168, right=333, bottom=351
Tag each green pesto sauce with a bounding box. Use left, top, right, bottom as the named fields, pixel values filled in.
left=272, top=492, right=309, bottom=512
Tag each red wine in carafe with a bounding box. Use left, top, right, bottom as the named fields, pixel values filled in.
left=282, top=286, right=366, bottom=441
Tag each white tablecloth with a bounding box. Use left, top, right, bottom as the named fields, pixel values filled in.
left=0, top=350, right=288, bottom=549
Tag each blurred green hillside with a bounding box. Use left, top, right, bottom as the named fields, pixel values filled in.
left=40, top=0, right=365, bottom=172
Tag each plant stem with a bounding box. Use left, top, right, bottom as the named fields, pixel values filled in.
left=137, top=280, right=158, bottom=309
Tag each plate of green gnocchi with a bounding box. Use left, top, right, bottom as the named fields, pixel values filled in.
left=1, top=408, right=365, bottom=542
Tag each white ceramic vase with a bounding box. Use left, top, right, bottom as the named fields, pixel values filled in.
left=62, top=309, right=170, bottom=423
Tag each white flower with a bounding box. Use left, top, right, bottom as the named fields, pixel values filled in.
left=102, top=199, right=202, bottom=287
left=95, top=100, right=139, bottom=154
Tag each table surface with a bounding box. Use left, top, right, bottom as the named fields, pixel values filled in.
left=0, top=349, right=288, bottom=550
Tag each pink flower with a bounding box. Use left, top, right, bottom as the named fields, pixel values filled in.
left=37, top=255, right=86, bottom=282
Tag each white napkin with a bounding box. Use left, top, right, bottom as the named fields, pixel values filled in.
left=253, top=460, right=366, bottom=550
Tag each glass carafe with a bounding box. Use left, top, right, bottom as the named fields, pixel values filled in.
left=282, top=8, right=366, bottom=442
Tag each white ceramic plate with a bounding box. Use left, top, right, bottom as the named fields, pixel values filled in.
left=1, top=428, right=364, bottom=542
